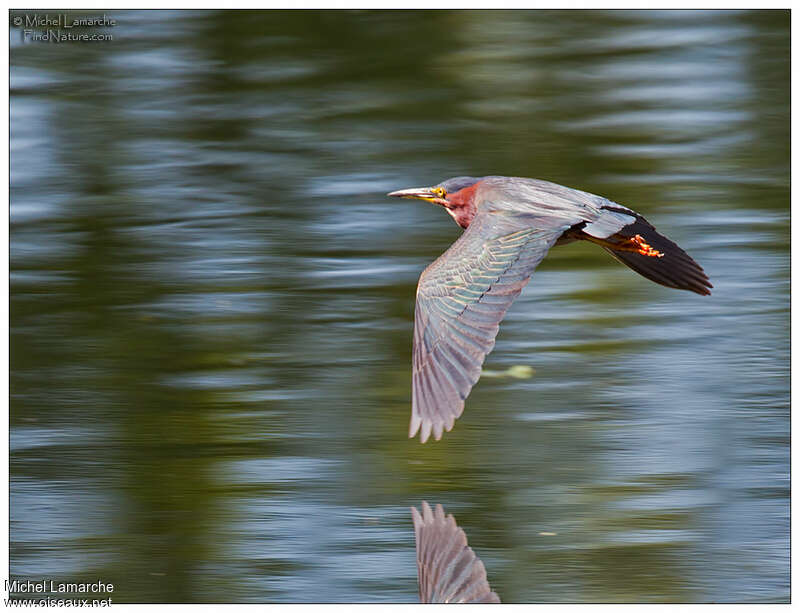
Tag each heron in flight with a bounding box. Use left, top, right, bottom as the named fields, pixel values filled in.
left=411, top=501, right=500, bottom=603
left=389, top=176, right=712, bottom=443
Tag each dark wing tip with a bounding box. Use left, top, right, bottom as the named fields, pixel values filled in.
left=600, top=228, right=713, bottom=296
left=594, top=208, right=713, bottom=296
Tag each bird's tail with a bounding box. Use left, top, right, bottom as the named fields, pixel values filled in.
left=591, top=215, right=712, bottom=296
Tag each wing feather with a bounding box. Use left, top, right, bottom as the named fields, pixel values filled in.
left=411, top=501, right=501, bottom=604
left=411, top=212, right=569, bottom=442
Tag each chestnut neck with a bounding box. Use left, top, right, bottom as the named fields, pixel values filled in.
left=443, top=182, right=480, bottom=229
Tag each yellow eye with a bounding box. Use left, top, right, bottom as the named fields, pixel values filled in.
left=433, top=187, right=446, bottom=198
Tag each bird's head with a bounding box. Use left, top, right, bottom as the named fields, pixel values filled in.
left=387, top=176, right=483, bottom=228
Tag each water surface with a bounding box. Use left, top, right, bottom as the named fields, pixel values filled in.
left=10, top=9, right=789, bottom=603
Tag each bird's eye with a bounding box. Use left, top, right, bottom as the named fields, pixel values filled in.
left=434, top=188, right=446, bottom=198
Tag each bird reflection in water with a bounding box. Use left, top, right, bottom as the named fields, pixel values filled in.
left=411, top=501, right=500, bottom=604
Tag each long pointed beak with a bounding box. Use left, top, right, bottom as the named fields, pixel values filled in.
left=387, top=187, right=446, bottom=205
left=387, top=187, right=435, bottom=199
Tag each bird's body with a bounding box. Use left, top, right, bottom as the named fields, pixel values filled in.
left=389, top=176, right=712, bottom=443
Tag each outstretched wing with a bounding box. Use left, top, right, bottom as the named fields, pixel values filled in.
left=411, top=211, right=570, bottom=442
left=411, top=501, right=500, bottom=604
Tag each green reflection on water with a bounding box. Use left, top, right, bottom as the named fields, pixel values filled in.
left=11, top=9, right=789, bottom=604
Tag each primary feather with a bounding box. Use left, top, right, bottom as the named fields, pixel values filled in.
left=411, top=501, right=500, bottom=604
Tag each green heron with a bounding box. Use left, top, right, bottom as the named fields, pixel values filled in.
left=389, top=176, right=712, bottom=443
left=411, top=501, right=500, bottom=603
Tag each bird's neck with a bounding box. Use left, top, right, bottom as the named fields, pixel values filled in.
left=445, top=184, right=479, bottom=229
left=445, top=207, right=475, bottom=229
